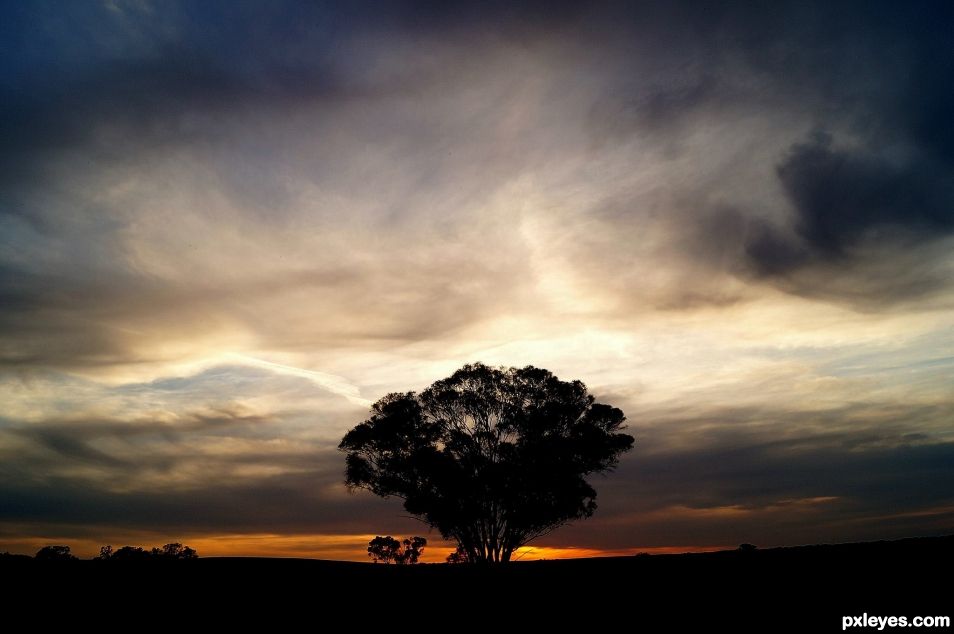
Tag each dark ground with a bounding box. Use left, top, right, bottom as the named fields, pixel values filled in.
left=4, top=535, right=951, bottom=631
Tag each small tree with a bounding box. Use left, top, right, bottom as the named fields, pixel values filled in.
left=158, top=543, right=198, bottom=559
left=110, top=546, right=149, bottom=561
left=98, top=545, right=114, bottom=560
left=35, top=545, right=76, bottom=561
left=397, top=537, right=427, bottom=564
left=367, top=536, right=427, bottom=564
left=368, top=536, right=402, bottom=564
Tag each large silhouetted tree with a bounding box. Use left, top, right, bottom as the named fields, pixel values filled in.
left=340, top=363, right=634, bottom=564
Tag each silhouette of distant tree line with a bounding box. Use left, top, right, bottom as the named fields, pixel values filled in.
left=1, top=543, right=199, bottom=561
left=98, top=543, right=197, bottom=560
left=34, top=545, right=77, bottom=561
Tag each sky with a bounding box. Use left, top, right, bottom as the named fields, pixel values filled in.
left=1, top=0, right=953, bottom=561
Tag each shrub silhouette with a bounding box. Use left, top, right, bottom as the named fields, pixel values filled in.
left=341, top=363, right=634, bottom=564
left=367, top=536, right=426, bottom=564
left=399, top=536, right=426, bottom=564
left=98, top=543, right=198, bottom=561
left=153, top=543, right=198, bottom=559
left=35, top=545, right=77, bottom=561
left=110, top=546, right=150, bottom=561
left=367, top=536, right=401, bottom=563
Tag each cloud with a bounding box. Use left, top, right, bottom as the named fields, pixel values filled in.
left=3, top=377, right=953, bottom=551
left=775, top=132, right=953, bottom=259
left=0, top=364, right=396, bottom=538
left=232, top=355, right=370, bottom=406
left=552, top=401, right=954, bottom=549
left=743, top=131, right=954, bottom=306
left=722, top=3, right=954, bottom=307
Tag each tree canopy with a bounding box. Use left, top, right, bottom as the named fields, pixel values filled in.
left=339, top=363, right=634, bottom=564
left=367, top=535, right=426, bottom=564
left=98, top=543, right=198, bottom=561
left=35, top=545, right=76, bottom=561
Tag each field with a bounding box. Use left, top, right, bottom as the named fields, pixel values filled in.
left=4, top=535, right=950, bottom=630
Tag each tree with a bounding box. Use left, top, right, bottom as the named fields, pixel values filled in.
left=100, top=543, right=198, bottom=560
left=35, top=545, right=77, bottom=561
left=367, top=535, right=427, bottom=564
left=367, top=536, right=402, bottom=564
left=159, top=543, right=199, bottom=559
left=398, top=537, right=427, bottom=564
left=340, top=363, right=634, bottom=564
left=110, top=546, right=149, bottom=561
left=156, top=543, right=198, bottom=559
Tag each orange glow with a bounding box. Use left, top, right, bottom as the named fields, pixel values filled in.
left=0, top=533, right=732, bottom=563
left=186, top=539, right=733, bottom=561
left=0, top=530, right=731, bottom=562
left=0, top=533, right=389, bottom=562
left=509, top=544, right=732, bottom=559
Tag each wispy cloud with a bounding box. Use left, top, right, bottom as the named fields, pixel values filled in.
left=231, top=355, right=370, bottom=406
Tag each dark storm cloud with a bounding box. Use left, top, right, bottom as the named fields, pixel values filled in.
left=775, top=133, right=952, bottom=260
left=4, top=0, right=949, bottom=323
left=729, top=3, right=954, bottom=305
left=743, top=131, right=954, bottom=306
left=0, top=41, right=344, bottom=232
left=742, top=117, right=954, bottom=291
left=556, top=1, right=954, bottom=309
left=0, top=3, right=357, bottom=368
